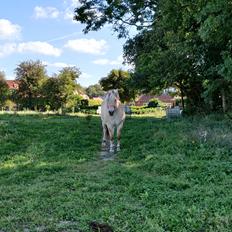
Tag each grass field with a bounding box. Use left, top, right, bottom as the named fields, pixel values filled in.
left=0, top=113, right=232, bottom=232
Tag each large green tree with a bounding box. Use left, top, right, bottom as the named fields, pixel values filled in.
left=0, top=71, right=9, bottom=107
left=74, top=0, right=232, bottom=113
left=86, top=84, right=105, bottom=98
left=124, top=1, right=205, bottom=110
left=15, top=60, right=47, bottom=110
left=43, top=67, right=81, bottom=111
left=74, top=0, right=156, bottom=38
left=197, top=0, right=232, bottom=112
left=100, top=69, right=136, bottom=102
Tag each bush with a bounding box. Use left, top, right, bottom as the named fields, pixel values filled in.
left=4, top=99, right=17, bottom=111
left=130, top=106, right=162, bottom=114
left=147, top=98, right=159, bottom=108
left=88, top=98, right=103, bottom=106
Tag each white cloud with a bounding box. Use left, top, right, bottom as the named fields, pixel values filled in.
left=78, top=72, right=93, bottom=87
left=63, top=0, right=81, bottom=22
left=64, top=38, right=108, bottom=55
left=34, top=6, right=60, bottom=19
left=0, top=41, right=61, bottom=58
left=93, top=55, right=135, bottom=69
left=63, top=0, right=81, bottom=8
left=33, top=2, right=81, bottom=23
left=43, top=61, right=76, bottom=68
left=64, top=9, right=74, bottom=20
left=93, top=55, right=123, bottom=65
left=0, top=19, right=21, bottom=40
left=17, top=41, right=61, bottom=56
left=0, top=43, right=17, bottom=57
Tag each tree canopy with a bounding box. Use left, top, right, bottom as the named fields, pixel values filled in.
left=43, top=67, right=81, bottom=111
left=74, top=0, right=156, bottom=38
left=0, top=71, right=9, bottom=107
left=86, top=84, right=105, bottom=98
left=74, top=0, right=232, bottom=113
left=15, top=60, right=47, bottom=110
left=100, top=69, right=136, bottom=102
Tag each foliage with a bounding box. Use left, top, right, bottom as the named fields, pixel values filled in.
left=0, top=114, right=232, bottom=231
left=43, top=67, right=81, bottom=111
left=100, top=69, right=136, bottom=102
left=0, top=71, right=9, bottom=107
left=3, top=99, right=16, bottom=111
left=130, top=105, right=164, bottom=115
left=15, top=60, right=47, bottom=110
left=86, top=84, right=105, bottom=98
left=73, top=0, right=232, bottom=113
left=88, top=98, right=103, bottom=106
left=42, top=76, right=61, bottom=111
left=147, top=98, right=158, bottom=108
left=73, top=0, right=156, bottom=38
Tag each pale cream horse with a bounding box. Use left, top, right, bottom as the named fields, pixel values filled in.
left=101, top=89, right=125, bottom=152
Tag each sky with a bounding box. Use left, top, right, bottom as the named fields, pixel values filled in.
left=0, top=0, right=134, bottom=87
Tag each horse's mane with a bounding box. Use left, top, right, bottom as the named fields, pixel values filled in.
left=105, top=89, right=120, bottom=101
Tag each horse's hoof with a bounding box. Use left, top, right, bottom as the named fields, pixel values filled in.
left=101, top=141, right=107, bottom=148
left=116, top=147, right=120, bottom=152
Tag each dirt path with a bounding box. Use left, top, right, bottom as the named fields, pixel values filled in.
left=99, top=147, right=117, bottom=160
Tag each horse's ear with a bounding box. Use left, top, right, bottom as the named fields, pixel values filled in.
left=104, top=91, right=110, bottom=99
left=114, top=89, right=119, bottom=98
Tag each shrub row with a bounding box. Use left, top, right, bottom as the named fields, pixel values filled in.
left=130, top=106, right=163, bottom=114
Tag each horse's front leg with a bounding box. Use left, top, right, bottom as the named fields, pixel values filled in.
left=101, top=124, right=108, bottom=148
left=116, top=122, right=124, bottom=152
left=108, top=125, right=115, bottom=153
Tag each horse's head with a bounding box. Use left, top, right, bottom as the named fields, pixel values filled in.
left=106, top=89, right=120, bottom=116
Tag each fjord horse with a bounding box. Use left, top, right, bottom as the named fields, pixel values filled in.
left=101, top=89, right=125, bottom=153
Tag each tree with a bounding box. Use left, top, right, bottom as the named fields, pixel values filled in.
left=100, top=69, right=136, bottom=102
left=123, top=0, right=207, bottom=111
left=42, top=76, right=62, bottom=111
left=74, top=0, right=232, bottom=113
left=74, top=0, right=157, bottom=38
left=15, top=60, right=47, bottom=110
left=197, top=0, right=232, bottom=112
left=86, top=84, right=105, bottom=98
left=0, top=71, right=9, bottom=107
left=58, top=67, right=81, bottom=109
left=43, top=67, right=81, bottom=111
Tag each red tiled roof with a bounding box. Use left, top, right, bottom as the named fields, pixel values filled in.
left=156, top=94, right=175, bottom=103
left=135, top=94, right=175, bottom=106
left=6, top=80, right=19, bottom=90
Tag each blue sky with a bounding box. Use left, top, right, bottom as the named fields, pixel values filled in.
left=0, top=0, right=133, bottom=87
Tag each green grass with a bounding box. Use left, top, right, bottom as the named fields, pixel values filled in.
left=0, top=113, right=232, bottom=232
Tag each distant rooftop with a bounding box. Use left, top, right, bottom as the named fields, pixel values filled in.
left=6, top=80, right=19, bottom=90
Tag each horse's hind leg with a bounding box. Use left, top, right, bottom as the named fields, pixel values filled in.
left=116, top=122, right=124, bottom=152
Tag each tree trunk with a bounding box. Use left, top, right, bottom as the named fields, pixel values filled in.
left=180, top=87, right=185, bottom=110
left=221, top=88, right=226, bottom=113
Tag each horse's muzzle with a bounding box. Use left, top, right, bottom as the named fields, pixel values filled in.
left=109, top=110, right=114, bottom=116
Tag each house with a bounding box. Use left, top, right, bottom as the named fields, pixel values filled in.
left=6, top=80, right=19, bottom=90
left=135, top=93, right=175, bottom=107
